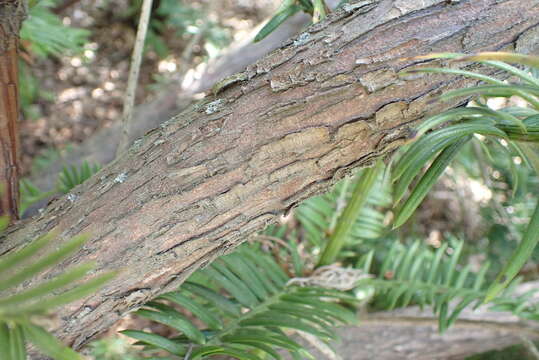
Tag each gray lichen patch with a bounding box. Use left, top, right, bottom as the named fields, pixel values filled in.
left=131, top=138, right=144, bottom=152
left=355, top=57, right=373, bottom=65
left=294, top=32, right=311, bottom=47
left=205, top=99, right=225, bottom=114
left=114, top=172, right=128, bottom=184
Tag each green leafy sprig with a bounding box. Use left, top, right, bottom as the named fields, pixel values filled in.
left=394, top=52, right=539, bottom=301
left=0, top=220, right=115, bottom=360
left=254, top=0, right=331, bottom=42
left=124, top=244, right=358, bottom=359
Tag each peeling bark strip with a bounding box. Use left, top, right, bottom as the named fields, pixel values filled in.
left=1, top=0, right=539, bottom=351
left=0, top=0, right=26, bottom=220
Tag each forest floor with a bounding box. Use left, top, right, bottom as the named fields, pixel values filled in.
left=20, top=0, right=278, bottom=174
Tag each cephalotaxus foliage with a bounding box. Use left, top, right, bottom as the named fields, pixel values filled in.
left=264, top=170, right=539, bottom=334
left=356, top=239, right=539, bottom=333
left=22, top=0, right=90, bottom=58
left=296, top=164, right=391, bottom=249
left=393, top=52, right=539, bottom=301
left=123, top=244, right=359, bottom=359
left=0, top=217, right=114, bottom=360
left=19, top=161, right=101, bottom=217
left=295, top=161, right=392, bottom=266
left=57, top=161, right=101, bottom=194
left=254, top=0, right=358, bottom=42
left=255, top=0, right=331, bottom=42
left=126, top=0, right=230, bottom=59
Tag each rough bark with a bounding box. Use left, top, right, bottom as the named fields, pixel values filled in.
left=0, top=0, right=26, bottom=220
left=1, top=0, right=539, bottom=351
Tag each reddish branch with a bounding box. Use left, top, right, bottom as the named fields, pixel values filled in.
left=0, top=1, right=26, bottom=221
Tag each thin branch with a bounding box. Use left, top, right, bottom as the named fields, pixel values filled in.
left=116, top=0, right=154, bottom=157
left=297, top=331, right=342, bottom=360
left=521, top=336, right=539, bottom=360
left=362, top=315, right=539, bottom=338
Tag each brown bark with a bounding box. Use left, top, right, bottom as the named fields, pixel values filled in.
left=1, top=0, right=539, bottom=351
left=302, top=282, right=539, bottom=359
left=0, top=1, right=25, bottom=220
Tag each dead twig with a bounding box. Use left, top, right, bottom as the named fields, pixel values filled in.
left=116, top=0, right=154, bottom=157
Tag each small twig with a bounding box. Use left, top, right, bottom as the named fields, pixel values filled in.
left=116, top=0, right=154, bottom=157
left=363, top=315, right=539, bottom=338
left=249, top=234, right=292, bottom=251
left=183, top=344, right=193, bottom=360
left=521, top=336, right=539, bottom=360
left=296, top=331, right=342, bottom=360
left=287, top=264, right=372, bottom=290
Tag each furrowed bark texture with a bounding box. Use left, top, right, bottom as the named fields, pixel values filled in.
left=0, top=1, right=25, bottom=220
left=1, top=0, right=539, bottom=350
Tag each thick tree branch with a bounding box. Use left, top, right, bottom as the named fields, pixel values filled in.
left=1, top=0, right=539, bottom=351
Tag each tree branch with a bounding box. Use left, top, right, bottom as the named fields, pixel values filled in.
left=1, top=0, right=539, bottom=350
left=0, top=0, right=26, bottom=221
